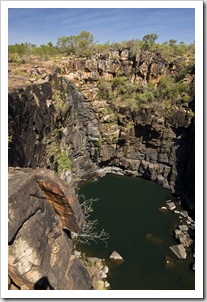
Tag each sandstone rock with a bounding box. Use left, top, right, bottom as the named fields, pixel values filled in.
left=63, top=256, right=92, bottom=290
left=145, top=148, right=158, bottom=163
left=110, top=251, right=124, bottom=261
left=138, top=160, right=149, bottom=174
left=86, top=257, right=109, bottom=290
left=20, top=284, right=30, bottom=290
left=104, top=281, right=110, bottom=288
left=158, top=152, right=169, bottom=164
left=179, top=234, right=193, bottom=248
left=10, top=284, right=20, bottom=290
left=166, top=200, right=176, bottom=210
left=120, top=49, right=129, bottom=61
left=180, top=210, right=189, bottom=218
left=174, top=229, right=182, bottom=238
left=99, top=271, right=107, bottom=279
left=169, top=244, right=187, bottom=259
left=156, top=174, right=165, bottom=185
left=179, top=225, right=189, bottom=232
left=8, top=168, right=91, bottom=290
left=92, top=280, right=105, bottom=290
left=102, top=265, right=109, bottom=274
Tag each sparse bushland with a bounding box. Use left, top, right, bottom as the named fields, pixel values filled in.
left=97, top=79, right=113, bottom=100
left=96, top=71, right=193, bottom=112
left=8, top=31, right=194, bottom=63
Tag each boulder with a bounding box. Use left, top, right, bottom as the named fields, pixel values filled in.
left=180, top=210, right=189, bottom=218
left=104, top=281, right=110, bottom=288
left=179, top=225, right=189, bottom=232
left=174, top=231, right=193, bottom=248
left=102, top=266, right=109, bottom=274
left=8, top=167, right=91, bottom=290
left=86, top=257, right=110, bottom=290
left=166, top=200, right=176, bottom=210
left=169, top=244, right=187, bottom=259
left=110, top=250, right=124, bottom=261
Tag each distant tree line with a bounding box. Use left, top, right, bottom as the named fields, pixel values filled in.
left=8, top=30, right=195, bottom=62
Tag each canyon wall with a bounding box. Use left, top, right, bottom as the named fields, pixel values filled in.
left=8, top=49, right=195, bottom=211
left=8, top=49, right=195, bottom=289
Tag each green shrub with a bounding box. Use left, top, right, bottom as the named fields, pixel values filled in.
left=112, top=76, right=128, bottom=90
left=52, top=90, right=67, bottom=112
left=97, top=79, right=113, bottom=100
left=8, top=134, right=12, bottom=149
left=94, top=138, right=102, bottom=148
left=58, top=149, right=71, bottom=172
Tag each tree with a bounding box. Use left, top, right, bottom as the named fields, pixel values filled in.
left=73, top=195, right=109, bottom=246
left=56, top=31, right=94, bottom=57
left=169, top=39, right=177, bottom=46
left=142, top=33, right=159, bottom=49
left=77, top=30, right=94, bottom=54
left=56, top=36, right=71, bottom=54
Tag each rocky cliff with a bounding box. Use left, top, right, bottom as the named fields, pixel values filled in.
left=8, top=49, right=195, bottom=211
left=8, top=48, right=195, bottom=289
left=8, top=167, right=91, bottom=290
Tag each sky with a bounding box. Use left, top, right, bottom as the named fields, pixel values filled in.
left=8, top=7, right=195, bottom=46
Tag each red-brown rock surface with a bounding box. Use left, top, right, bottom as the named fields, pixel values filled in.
left=8, top=167, right=91, bottom=290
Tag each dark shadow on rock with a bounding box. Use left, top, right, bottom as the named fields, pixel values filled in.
left=173, top=100, right=195, bottom=219
left=63, top=228, right=72, bottom=239
left=34, top=277, right=54, bottom=290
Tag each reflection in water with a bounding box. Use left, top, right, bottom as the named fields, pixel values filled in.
left=79, top=174, right=195, bottom=290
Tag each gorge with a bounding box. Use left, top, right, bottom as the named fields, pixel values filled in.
left=8, top=47, right=195, bottom=290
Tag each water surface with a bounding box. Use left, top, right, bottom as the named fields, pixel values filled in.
left=79, top=174, right=194, bottom=290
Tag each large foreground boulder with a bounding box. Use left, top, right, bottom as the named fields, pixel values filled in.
left=8, top=167, right=92, bottom=290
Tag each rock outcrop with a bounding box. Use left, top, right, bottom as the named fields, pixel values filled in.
left=8, top=167, right=91, bottom=290
left=8, top=54, right=195, bottom=212
left=169, top=244, right=187, bottom=259
left=8, top=48, right=195, bottom=288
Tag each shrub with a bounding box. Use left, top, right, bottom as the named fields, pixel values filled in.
left=8, top=134, right=12, bottom=149
left=94, top=138, right=102, bottom=148
left=97, top=79, right=113, bottom=100
left=112, top=76, right=128, bottom=90
left=58, top=149, right=71, bottom=172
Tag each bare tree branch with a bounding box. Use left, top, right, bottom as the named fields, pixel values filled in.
left=74, top=194, right=110, bottom=246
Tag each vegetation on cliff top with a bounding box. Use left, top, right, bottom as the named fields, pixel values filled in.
left=8, top=30, right=194, bottom=62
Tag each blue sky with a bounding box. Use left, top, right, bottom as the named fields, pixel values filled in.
left=8, top=8, right=195, bottom=46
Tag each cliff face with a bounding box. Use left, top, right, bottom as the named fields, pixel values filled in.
left=8, top=167, right=91, bottom=290
left=8, top=50, right=195, bottom=212
left=8, top=49, right=195, bottom=290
